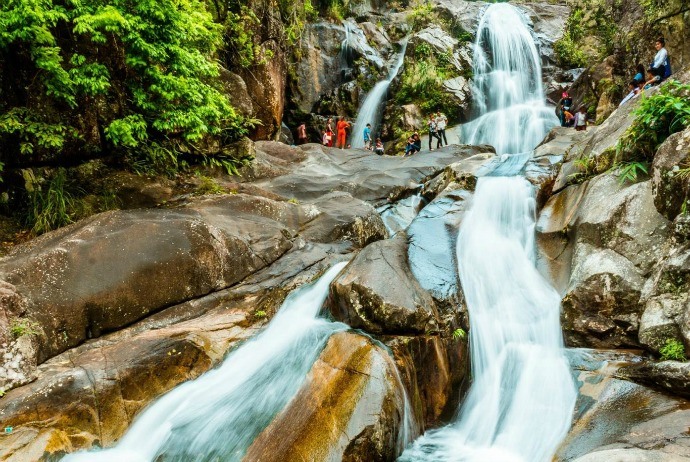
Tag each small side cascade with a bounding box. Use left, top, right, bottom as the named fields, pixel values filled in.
left=351, top=38, right=409, bottom=149
left=62, top=263, right=350, bottom=462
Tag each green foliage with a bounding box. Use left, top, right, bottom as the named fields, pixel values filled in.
left=9, top=318, right=41, bottom=338
left=553, top=8, right=587, bottom=68
left=194, top=175, right=225, bottom=195
left=659, top=338, right=687, bottom=362
left=616, top=161, right=649, bottom=184
left=288, top=197, right=300, bottom=204
left=25, top=168, right=77, bottom=235
left=395, top=60, right=455, bottom=116
left=615, top=81, right=690, bottom=162
left=452, top=328, right=466, bottom=341
left=0, top=108, right=79, bottom=156
left=554, top=2, right=619, bottom=68
left=253, top=310, right=267, bottom=319
left=406, top=0, right=435, bottom=31
left=0, top=0, right=251, bottom=172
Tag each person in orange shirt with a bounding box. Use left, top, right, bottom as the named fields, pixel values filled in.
left=336, top=117, right=350, bottom=149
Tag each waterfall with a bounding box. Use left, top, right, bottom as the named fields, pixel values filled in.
left=351, top=39, right=409, bottom=149
left=462, top=4, right=558, bottom=155
left=62, top=263, right=349, bottom=462
left=399, top=4, right=576, bottom=462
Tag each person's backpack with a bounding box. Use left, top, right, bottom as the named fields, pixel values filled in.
left=663, top=56, right=672, bottom=79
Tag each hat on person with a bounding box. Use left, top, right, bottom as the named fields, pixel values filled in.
left=562, top=91, right=569, bottom=98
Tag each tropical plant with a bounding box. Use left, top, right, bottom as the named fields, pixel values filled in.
left=659, top=338, right=687, bottom=362
left=9, top=318, right=41, bottom=338
left=452, top=328, right=467, bottom=341
left=616, top=161, right=649, bottom=184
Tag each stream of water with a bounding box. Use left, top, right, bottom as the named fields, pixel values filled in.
left=399, top=4, right=576, bottom=462
left=62, top=263, right=349, bottom=462
left=351, top=39, right=409, bottom=149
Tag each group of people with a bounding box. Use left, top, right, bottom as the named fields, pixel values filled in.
left=403, top=111, right=450, bottom=156
left=556, top=37, right=673, bottom=127
left=296, top=117, right=353, bottom=149
left=363, top=123, right=386, bottom=155
left=620, top=37, right=673, bottom=106
left=555, top=93, right=589, bottom=131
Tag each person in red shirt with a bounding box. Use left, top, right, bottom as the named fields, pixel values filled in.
left=336, top=117, right=350, bottom=149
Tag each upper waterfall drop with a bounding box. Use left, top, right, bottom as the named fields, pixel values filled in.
left=462, top=3, right=558, bottom=155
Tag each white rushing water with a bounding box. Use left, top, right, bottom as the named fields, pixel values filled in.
left=351, top=39, right=409, bottom=149
left=399, top=4, right=576, bottom=462
left=462, top=4, right=557, bottom=155
left=63, top=262, right=349, bottom=462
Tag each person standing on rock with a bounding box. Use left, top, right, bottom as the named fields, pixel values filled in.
left=435, top=111, right=448, bottom=146
left=297, top=122, right=308, bottom=145
left=363, top=123, right=372, bottom=150
left=556, top=92, right=573, bottom=127
left=336, top=117, right=350, bottom=149
left=427, top=116, right=441, bottom=150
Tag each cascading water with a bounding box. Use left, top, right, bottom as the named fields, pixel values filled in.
left=399, top=4, right=576, bottom=462
left=351, top=39, right=409, bottom=149
left=62, top=263, right=349, bottom=462
left=462, top=4, right=557, bottom=155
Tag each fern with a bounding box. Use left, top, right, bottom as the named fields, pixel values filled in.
left=616, top=161, right=649, bottom=184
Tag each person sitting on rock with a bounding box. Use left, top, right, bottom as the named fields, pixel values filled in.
left=643, top=69, right=661, bottom=90
left=412, top=133, right=422, bottom=153
left=574, top=106, right=588, bottom=131
left=620, top=80, right=642, bottom=106
left=649, top=37, right=671, bottom=82
left=633, top=63, right=645, bottom=85
left=374, top=138, right=384, bottom=156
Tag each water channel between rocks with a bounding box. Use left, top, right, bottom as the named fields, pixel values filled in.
left=399, top=4, right=577, bottom=461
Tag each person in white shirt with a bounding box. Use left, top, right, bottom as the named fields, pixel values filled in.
left=435, top=111, right=448, bottom=146
left=650, top=37, right=669, bottom=80
left=574, top=106, right=588, bottom=131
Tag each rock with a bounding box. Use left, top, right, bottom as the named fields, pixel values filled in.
left=291, top=22, right=346, bottom=114
left=327, top=233, right=441, bottom=335
left=255, top=143, right=493, bottom=203
left=386, top=335, right=469, bottom=428
left=107, top=171, right=175, bottom=209
left=411, top=26, right=458, bottom=55
left=675, top=214, right=690, bottom=240
left=301, top=191, right=388, bottom=248
left=243, top=331, right=417, bottom=462
left=234, top=0, right=287, bottom=140
left=557, top=349, right=690, bottom=462
left=279, top=122, right=294, bottom=145
left=401, top=104, right=424, bottom=132
left=638, top=294, right=685, bottom=352
left=0, top=194, right=302, bottom=366
left=619, top=360, right=690, bottom=399
left=651, top=126, right=690, bottom=221
left=218, top=67, right=254, bottom=117
left=359, top=22, right=393, bottom=53
left=562, top=244, right=645, bottom=348
left=442, top=77, right=471, bottom=112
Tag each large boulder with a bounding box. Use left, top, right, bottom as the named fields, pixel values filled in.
left=651, top=126, right=690, bottom=221
left=327, top=234, right=441, bottom=335
left=619, top=360, right=690, bottom=399
left=243, top=331, right=417, bottom=462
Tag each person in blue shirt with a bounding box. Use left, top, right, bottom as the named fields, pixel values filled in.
left=633, top=63, right=645, bottom=84
left=363, top=123, right=372, bottom=151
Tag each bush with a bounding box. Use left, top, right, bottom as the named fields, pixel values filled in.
left=659, top=338, right=687, bottom=361
left=615, top=81, right=690, bottom=162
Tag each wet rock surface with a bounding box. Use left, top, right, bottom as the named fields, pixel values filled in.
left=558, top=349, right=690, bottom=462
left=243, top=331, right=415, bottom=462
